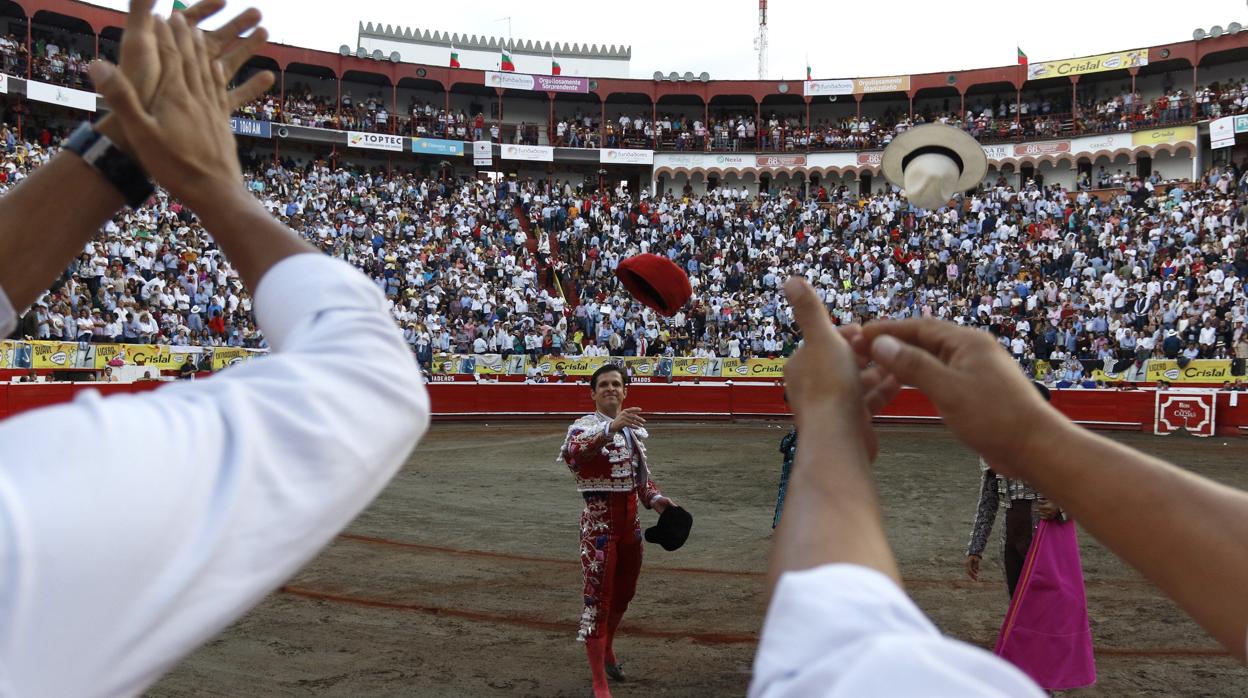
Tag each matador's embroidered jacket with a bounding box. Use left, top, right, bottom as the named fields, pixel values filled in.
left=559, top=412, right=663, bottom=506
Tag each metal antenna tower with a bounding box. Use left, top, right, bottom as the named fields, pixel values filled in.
left=754, top=0, right=768, bottom=79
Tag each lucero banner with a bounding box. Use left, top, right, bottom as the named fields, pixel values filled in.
left=347, top=131, right=405, bottom=152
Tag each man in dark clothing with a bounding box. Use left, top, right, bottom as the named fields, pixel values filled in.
left=772, top=427, right=798, bottom=528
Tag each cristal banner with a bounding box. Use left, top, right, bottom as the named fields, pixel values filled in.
left=1026, top=49, right=1147, bottom=80
left=2, top=340, right=262, bottom=371
left=430, top=352, right=1242, bottom=386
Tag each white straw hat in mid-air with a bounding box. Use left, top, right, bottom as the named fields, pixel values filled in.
left=881, top=124, right=988, bottom=210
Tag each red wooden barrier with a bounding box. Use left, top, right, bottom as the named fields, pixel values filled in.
left=3, top=382, right=1248, bottom=436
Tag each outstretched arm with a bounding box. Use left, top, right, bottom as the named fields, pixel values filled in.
left=966, top=467, right=999, bottom=558
left=0, top=11, right=427, bottom=696
left=751, top=281, right=1040, bottom=698
left=766, top=278, right=900, bottom=600
left=862, top=318, right=1248, bottom=659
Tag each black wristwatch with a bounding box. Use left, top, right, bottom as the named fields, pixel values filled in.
left=62, top=121, right=155, bottom=208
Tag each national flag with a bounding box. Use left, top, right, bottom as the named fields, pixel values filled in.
left=450, top=50, right=461, bottom=69
left=500, top=49, right=515, bottom=72
left=172, top=0, right=189, bottom=9
left=806, top=64, right=812, bottom=80
left=552, top=58, right=561, bottom=76
left=1017, top=47, right=1028, bottom=66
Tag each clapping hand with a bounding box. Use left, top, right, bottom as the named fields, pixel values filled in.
left=89, top=12, right=249, bottom=214
left=102, top=0, right=274, bottom=151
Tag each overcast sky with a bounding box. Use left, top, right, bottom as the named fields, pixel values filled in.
left=84, top=0, right=1246, bottom=80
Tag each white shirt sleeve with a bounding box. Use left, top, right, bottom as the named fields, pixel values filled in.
left=749, top=564, right=1043, bottom=698
left=0, top=253, right=430, bottom=697
left=0, top=282, right=15, bottom=338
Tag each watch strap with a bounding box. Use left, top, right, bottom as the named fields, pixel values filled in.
left=63, top=121, right=155, bottom=208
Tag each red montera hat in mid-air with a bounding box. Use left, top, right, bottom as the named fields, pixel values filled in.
left=615, top=253, right=693, bottom=317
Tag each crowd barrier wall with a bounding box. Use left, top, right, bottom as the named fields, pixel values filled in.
left=5, top=382, right=1247, bottom=436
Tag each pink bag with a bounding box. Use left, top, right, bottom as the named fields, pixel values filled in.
left=993, top=519, right=1097, bottom=690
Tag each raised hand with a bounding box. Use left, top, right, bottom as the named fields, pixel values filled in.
left=89, top=14, right=246, bottom=214
left=100, top=0, right=274, bottom=153
left=783, top=277, right=887, bottom=460
left=857, top=319, right=1062, bottom=478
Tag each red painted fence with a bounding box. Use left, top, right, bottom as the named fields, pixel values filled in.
left=4, top=381, right=1247, bottom=436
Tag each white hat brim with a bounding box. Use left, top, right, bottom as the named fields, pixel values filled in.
left=881, top=124, right=989, bottom=194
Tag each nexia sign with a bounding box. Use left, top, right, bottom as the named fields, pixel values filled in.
left=229, top=117, right=272, bottom=138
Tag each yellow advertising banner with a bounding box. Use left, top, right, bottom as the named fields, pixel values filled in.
left=29, top=341, right=84, bottom=369
left=472, top=353, right=507, bottom=375
left=1146, top=359, right=1233, bottom=384
left=746, top=358, right=787, bottom=378
left=529, top=355, right=610, bottom=376
left=1089, top=369, right=1126, bottom=383
left=431, top=353, right=460, bottom=375
left=211, top=347, right=251, bottom=371
left=94, top=343, right=198, bottom=369
left=1132, top=125, right=1197, bottom=147
left=0, top=340, right=14, bottom=369
left=1027, top=49, right=1147, bottom=80
left=672, top=357, right=718, bottom=378
left=719, top=357, right=786, bottom=378
left=622, top=356, right=661, bottom=377
left=720, top=358, right=750, bottom=378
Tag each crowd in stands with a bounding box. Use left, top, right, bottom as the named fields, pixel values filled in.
left=0, top=28, right=1242, bottom=157
left=6, top=112, right=1248, bottom=387
left=0, top=30, right=96, bottom=91
left=0, top=33, right=27, bottom=78
left=234, top=86, right=549, bottom=144
left=221, top=78, right=1248, bottom=159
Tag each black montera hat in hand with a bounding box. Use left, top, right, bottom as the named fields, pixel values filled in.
left=645, top=505, right=693, bottom=551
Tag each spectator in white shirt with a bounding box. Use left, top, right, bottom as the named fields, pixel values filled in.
left=0, top=6, right=429, bottom=697
left=755, top=280, right=1248, bottom=696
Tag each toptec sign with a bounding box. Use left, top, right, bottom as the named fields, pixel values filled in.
left=347, top=131, right=405, bottom=152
